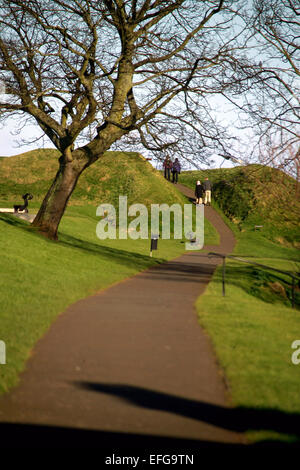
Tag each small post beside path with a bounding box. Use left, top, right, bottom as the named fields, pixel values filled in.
left=150, top=234, right=159, bottom=257
left=222, top=256, right=226, bottom=297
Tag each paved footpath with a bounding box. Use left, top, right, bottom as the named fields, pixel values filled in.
left=0, top=184, right=247, bottom=449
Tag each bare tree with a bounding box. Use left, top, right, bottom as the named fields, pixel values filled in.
left=0, top=0, right=249, bottom=239
left=265, top=144, right=300, bottom=197
left=239, top=0, right=300, bottom=169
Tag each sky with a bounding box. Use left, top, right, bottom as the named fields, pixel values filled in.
left=0, top=115, right=45, bottom=157
left=0, top=109, right=241, bottom=170
left=0, top=1, right=257, bottom=171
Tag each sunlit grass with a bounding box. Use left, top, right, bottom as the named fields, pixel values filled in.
left=196, top=214, right=300, bottom=444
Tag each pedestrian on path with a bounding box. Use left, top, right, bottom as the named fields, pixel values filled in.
left=195, top=180, right=204, bottom=204
left=163, top=156, right=173, bottom=181
left=203, top=177, right=212, bottom=205
left=172, top=158, right=181, bottom=184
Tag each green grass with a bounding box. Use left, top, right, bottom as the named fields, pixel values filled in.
left=0, top=208, right=185, bottom=394
left=195, top=210, right=300, bottom=444
left=0, top=149, right=187, bottom=209
left=0, top=171, right=218, bottom=395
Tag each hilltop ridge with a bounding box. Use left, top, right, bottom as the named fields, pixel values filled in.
left=0, top=149, right=186, bottom=209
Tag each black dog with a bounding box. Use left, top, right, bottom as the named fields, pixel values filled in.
left=14, top=193, right=33, bottom=213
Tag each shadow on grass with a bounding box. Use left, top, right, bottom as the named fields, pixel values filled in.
left=212, top=264, right=300, bottom=309
left=0, top=213, right=162, bottom=270
left=0, top=213, right=30, bottom=230
left=140, top=259, right=299, bottom=306
left=58, top=232, right=163, bottom=269
left=232, top=252, right=300, bottom=262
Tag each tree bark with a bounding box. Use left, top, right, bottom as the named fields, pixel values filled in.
left=32, top=152, right=90, bottom=240
left=31, top=123, right=125, bottom=240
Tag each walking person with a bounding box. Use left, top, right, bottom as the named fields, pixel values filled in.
left=172, top=158, right=181, bottom=184
left=163, top=156, right=172, bottom=181
left=203, top=177, right=212, bottom=205
left=195, top=180, right=204, bottom=204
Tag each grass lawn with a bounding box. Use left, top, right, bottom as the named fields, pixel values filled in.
left=195, top=208, right=300, bottom=444
left=0, top=200, right=218, bottom=395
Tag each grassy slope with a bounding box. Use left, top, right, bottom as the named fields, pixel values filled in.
left=180, top=168, right=300, bottom=443
left=0, top=149, right=218, bottom=241
left=0, top=209, right=186, bottom=394
left=196, top=232, right=300, bottom=444
left=0, top=149, right=187, bottom=208
left=0, top=150, right=218, bottom=394
left=0, top=149, right=218, bottom=247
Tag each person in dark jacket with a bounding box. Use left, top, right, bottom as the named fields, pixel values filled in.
left=163, top=156, right=172, bottom=181
left=203, top=177, right=212, bottom=205
left=195, top=180, right=204, bottom=204
left=172, top=158, right=181, bottom=184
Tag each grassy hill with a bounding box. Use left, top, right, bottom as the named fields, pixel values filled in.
left=180, top=165, right=300, bottom=246
left=0, top=149, right=186, bottom=209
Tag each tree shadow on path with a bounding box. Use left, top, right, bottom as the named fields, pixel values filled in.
left=1, top=383, right=299, bottom=449
left=0, top=382, right=300, bottom=450
left=76, top=382, right=300, bottom=440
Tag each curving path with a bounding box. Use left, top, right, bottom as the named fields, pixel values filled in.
left=0, top=184, right=246, bottom=449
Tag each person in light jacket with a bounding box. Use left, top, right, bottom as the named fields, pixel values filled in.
left=203, top=177, right=212, bottom=205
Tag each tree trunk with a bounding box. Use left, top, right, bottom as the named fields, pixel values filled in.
left=296, top=159, right=300, bottom=199
left=32, top=154, right=88, bottom=240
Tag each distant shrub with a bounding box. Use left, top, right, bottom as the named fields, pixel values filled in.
left=213, top=175, right=253, bottom=222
